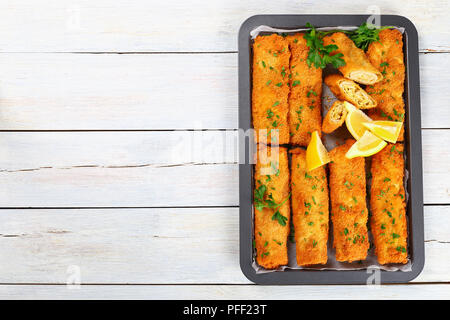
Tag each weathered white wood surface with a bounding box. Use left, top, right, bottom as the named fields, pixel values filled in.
left=0, top=0, right=449, bottom=53
left=0, top=284, right=448, bottom=300
left=0, top=53, right=447, bottom=130
left=0, top=206, right=448, bottom=284
left=0, top=130, right=447, bottom=207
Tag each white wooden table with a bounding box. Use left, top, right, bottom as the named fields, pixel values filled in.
left=0, top=0, right=449, bottom=299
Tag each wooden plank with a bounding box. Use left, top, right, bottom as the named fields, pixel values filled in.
left=0, top=206, right=447, bottom=284
left=0, top=0, right=448, bottom=53
left=0, top=53, right=447, bottom=130
left=0, top=130, right=447, bottom=207
left=0, top=284, right=448, bottom=300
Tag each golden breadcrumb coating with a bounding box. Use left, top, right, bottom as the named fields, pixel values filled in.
left=367, top=29, right=405, bottom=141
left=290, top=148, right=329, bottom=266
left=287, top=34, right=323, bottom=146
left=252, top=35, right=290, bottom=145
left=254, top=144, right=290, bottom=269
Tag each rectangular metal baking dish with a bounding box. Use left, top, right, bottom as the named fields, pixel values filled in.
left=238, top=15, right=424, bottom=284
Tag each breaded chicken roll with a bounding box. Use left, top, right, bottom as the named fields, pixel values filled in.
left=322, top=100, right=348, bottom=134
left=370, top=143, right=408, bottom=264
left=252, top=35, right=290, bottom=145
left=290, top=148, right=329, bottom=266
left=325, top=74, right=377, bottom=110
left=367, top=29, right=406, bottom=141
left=323, top=32, right=382, bottom=85
left=254, top=144, right=290, bottom=269
left=328, top=140, right=370, bottom=262
left=287, top=34, right=322, bottom=146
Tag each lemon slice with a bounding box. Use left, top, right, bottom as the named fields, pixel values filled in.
left=346, top=131, right=387, bottom=159
left=344, top=101, right=373, bottom=139
left=362, top=121, right=403, bottom=143
left=306, top=131, right=331, bottom=171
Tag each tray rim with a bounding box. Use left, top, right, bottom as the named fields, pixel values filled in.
left=238, top=14, right=425, bottom=285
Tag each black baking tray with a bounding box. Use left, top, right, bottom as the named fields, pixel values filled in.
left=238, top=15, right=424, bottom=284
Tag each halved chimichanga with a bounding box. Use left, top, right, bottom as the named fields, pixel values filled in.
left=323, top=32, right=382, bottom=85
left=325, top=74, right=377, bottom=110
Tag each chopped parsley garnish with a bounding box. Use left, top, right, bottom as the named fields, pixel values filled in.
left=272, top=210, right=288, bottom=226
left=396, top=246, right=406, bottom=253
left=273, top=239, right=283, bottom=246
left=344, top=180, right=354, bottom=189
left=254, top=184, right=290, bottom=213
left=292, top=80, right=300, bottom=87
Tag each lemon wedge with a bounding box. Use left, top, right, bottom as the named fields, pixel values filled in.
left=306, top=131, right=331, bottom=171
left=345, top=130, right=387, bottom=159
left=344, top=101, right=373, bottom=139
left=362, top=121, right=403, bottom=143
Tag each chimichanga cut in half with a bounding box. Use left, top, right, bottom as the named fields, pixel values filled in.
left=325, top=74, right=377, bottom=110
left=254, top=144, right=290, bottom=269
left=322, top=100, right=348, bottom=134
left=252, top=34, right=290, bottom=145
left=323, top=32, right=382, bottom=85
left=290, top=148, right=329, bottom=266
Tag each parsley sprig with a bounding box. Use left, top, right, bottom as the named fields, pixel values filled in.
left=303, top=23, right=346, bottom=69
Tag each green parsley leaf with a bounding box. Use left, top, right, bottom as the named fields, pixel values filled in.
left=303, top=22, right=346, bottom=69
left=272, top=210, right=288, bottom=226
